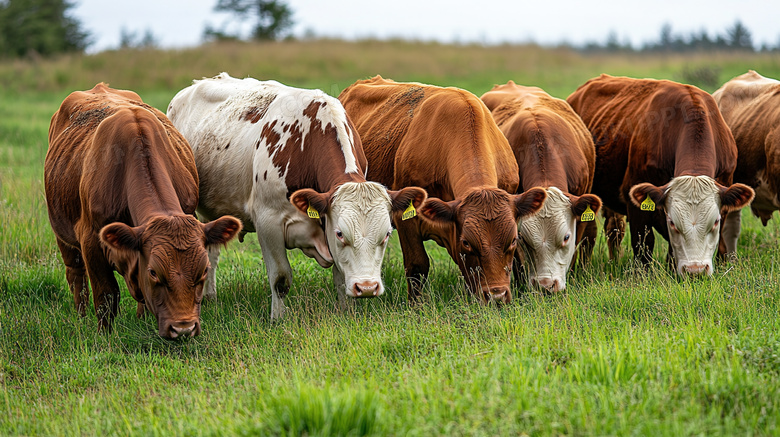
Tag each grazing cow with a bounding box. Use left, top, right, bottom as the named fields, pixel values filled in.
left=339, top=76, right=547, bottom=303
left=167, top=73, right=426, bottom=319
left=45, top=83, right=242, bottom=338
left=481, top=81, right=601, bottom=292
left=713, top=71, right=780, bottom=248
left=567, top=74, right=754, bottom=275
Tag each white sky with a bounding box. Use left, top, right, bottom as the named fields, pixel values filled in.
left=73, top=0, right=780, bottom=52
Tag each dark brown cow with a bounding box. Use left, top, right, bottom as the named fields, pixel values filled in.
left=713, top=71, right=780, bottom=247
left=45, top=83, right=241, bottom=338
left=481, top=81, right=601, bottom=292
left=339, top=76, right=546, bottom=303
left=567, top=74, right=754, bottom=275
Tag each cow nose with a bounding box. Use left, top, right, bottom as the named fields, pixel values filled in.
left=353, top=281, right=381, bottom=297
left=533, top=277, right=563, bottom=292
left=487, top=286, right=511, bottom=304
left=167, top=321, right=199, bottom=339
left=683, top=263, right=710, bottom=276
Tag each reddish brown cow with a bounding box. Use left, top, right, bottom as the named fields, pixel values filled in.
left=45, top=83, right=241, bottom=338
left=713, top=71, right=780, bottom=248
left=567, top=75, right=754, bottom=275
left=339, top=76, right=546, bottom=303
left=481, top=81, right=601, bottom=292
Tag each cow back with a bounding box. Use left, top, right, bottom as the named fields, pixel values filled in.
left=339, top=76, right=518, bottom=199
left=46, top=83, right=198, bottom=241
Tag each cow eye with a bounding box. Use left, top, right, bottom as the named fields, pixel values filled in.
left=200, top=266, right=209, bottom=282
left=148, top=268, right=159, bottom=282
left=712, top=216, right=721, bottom=232
left=461, top=239, right=472, bottom=251
left=382, top=230, right=392, bottom=244
left=508, top=236, right=518, bottom=251
left=562, top=233, right=571, bottom=246
left=335, top=229, right=345, bottom=242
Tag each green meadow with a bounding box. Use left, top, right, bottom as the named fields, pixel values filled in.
left=2, top=40, right=780, bottom=435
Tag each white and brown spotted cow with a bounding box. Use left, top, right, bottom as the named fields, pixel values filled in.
left=168, top=73, right=426, bottom=319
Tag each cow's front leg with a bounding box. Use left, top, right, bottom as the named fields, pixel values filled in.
left=204, top=244, right=221, bottom=301
left=256, top=226, right=293, bottom=321
left=718, top=209, right=741, bottom=262
left=77, top=227, right=120, bottom=332
left=333, top=264, right=354, bottom=311
left=395, top=217, right=429, bottom=302
left=627, top=205, right=655, bottom=268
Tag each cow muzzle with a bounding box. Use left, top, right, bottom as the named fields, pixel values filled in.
left=483, top=286, right=511, bottom=304
left=531, top=276, right=564, bottom=293
left=161, top=319, right=200, bottom=339
left=348, top=280, right=384, bottom=298
left=681, top=262, right=712, bottom=276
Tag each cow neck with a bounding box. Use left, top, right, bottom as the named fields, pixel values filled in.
left=314, top=169, right=366, bottom=195
left=448, top=170, right=499, bottom=199
left=124, top=144, right=185, bottom=226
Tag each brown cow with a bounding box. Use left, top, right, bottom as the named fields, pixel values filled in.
left=45, top=83, right=241, bottom=338
left=339, top=76, right=546, bottom=303
left=567, top=74, right=754, bottom=275
left=713, top=71, right=780, bottom=249
left=481, top=81, right=601, bottom=292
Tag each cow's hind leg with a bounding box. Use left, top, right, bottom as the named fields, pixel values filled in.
left=55, top=236, right=89, bottom=317
left=396, top=218, right=430, bottom=302
left=256, top=226, right=293, bottom=321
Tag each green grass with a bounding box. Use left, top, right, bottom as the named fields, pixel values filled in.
left=2, top=40, right=780, bottom=435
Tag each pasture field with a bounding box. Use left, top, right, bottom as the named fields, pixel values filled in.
left=2, top=40, right=780, bottom=435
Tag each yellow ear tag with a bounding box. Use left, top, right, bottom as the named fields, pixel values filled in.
left=581, top=205, right=595, bottom=222
left=402, top=200, right=417, bottom=220
left=307, top=204, right=320, bottom=219
left=640, top=196, right=655, bottom=212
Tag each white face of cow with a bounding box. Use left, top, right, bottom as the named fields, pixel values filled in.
left=519, top=188, right=577, bottom=292
left=291, top=182, right=427, bottom=298
left=325, top=182, right=394, bottom=297
left=518, top=187, right=601, bottom=292
left=630, top=175, right=755, bottom=276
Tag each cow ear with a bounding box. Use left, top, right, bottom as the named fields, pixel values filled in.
left=388, top=186, right=428, bottom=213
left=100, top=223, right=143, bottom=253
left=290, top=189, right=331, bottom=217
left=202, top=215, right=242, bottom=246
left=570, top=194, right=602, bottom=220
left=513, top=187, right=547, bottom=219
left=629, top=183, right=667, bottom=210
left=719, top=183, right=755, bottom=213
left=418, top=197, right=458, bottom=225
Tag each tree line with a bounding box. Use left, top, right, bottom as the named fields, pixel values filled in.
left=0, top=0, right=777, bottom=59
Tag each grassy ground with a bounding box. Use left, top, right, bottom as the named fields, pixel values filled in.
left=2, top=40, right=780, bottom=435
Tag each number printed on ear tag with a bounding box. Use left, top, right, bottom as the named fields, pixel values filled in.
left=640, top=196, right=655, bottom=211
left=402, top=200, right=417, bottom=220
left=307, top=204, right=320, bottom=219
left=581, top=205, right=595, bottom=222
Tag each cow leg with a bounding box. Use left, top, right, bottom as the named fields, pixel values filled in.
left=603, top=208, right=626, bottom=260
left=256, top=227, right=292, bottom=321
left=203, top=244, right=221, bottom=301
left=55, top=236, right=90, bottom=317
left=576, top=219, right=598, bottom=266
left=396, top=218, right=429, bottom=302
left=718, top=210, right=741, bottom=263
left=77, top=228, right=120, bottom=332
left=627, top=207, right=655, bottom=268
left=512, top=246, right=529, bottom=291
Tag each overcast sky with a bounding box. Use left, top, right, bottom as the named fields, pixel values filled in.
left=73, top=0, right=780, bottom=52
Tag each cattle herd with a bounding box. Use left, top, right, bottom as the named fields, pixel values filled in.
left=43, top=70, right=779, bottom=339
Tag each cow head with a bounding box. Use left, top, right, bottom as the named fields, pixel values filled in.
left=291, top=182, right=427, bottom=298
left=100, top=214, right=241, bottom=339
left=418, top=187, right=547, bottom=303
left=629, top=175, right=753, bottom=276
left=518, top=187, right=601, bottom=292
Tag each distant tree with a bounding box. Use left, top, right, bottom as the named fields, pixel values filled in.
left=726, top=20, right=753, bottom=50
left=208, top=0, right=294, bottom=41
left=0, top=0, right=90, bottom=58
left=119, top=27, right=158, bottom=49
